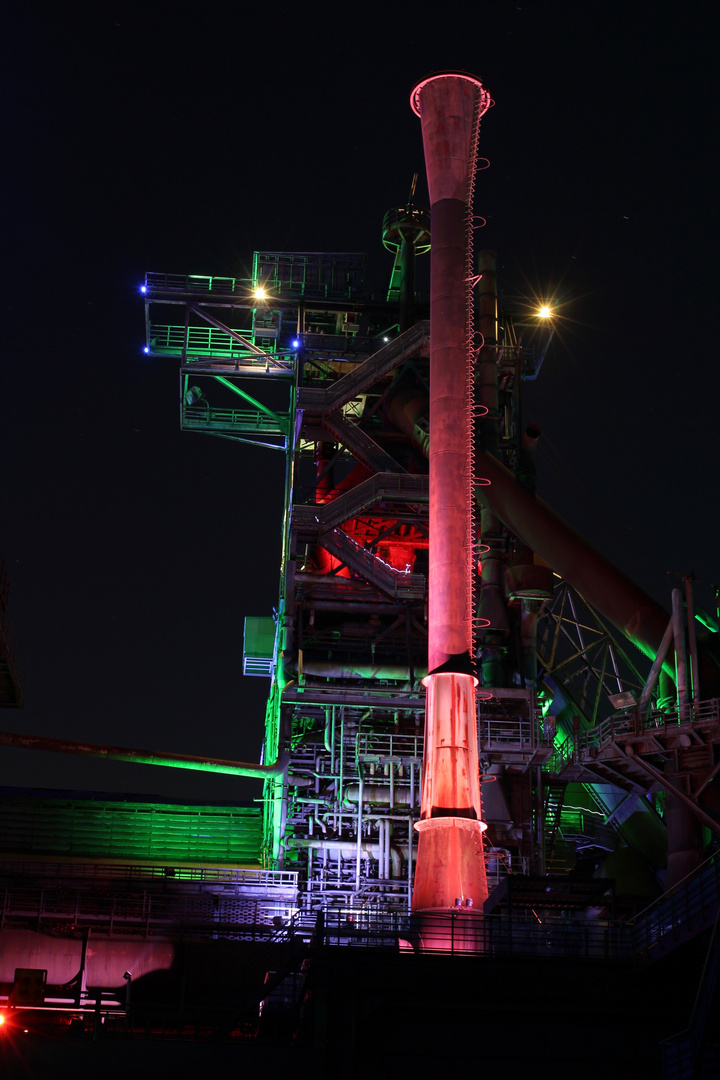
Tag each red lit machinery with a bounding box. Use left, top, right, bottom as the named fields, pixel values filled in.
left=3, top=71, right=720, bottom=953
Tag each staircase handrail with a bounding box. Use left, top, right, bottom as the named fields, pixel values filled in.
left=297, top=321, right=429, bottom=413
left=659, top=900, right=720, bottom=1076
left=293, top=473, right=429, bottom=534
left=322, top=529, right=426, bottom=599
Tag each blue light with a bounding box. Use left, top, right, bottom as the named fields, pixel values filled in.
left=140, top=285, right=146, bottom=294
left=291, top=338, right=300, bottom=349
left=143, top=346, right=149, bottom=354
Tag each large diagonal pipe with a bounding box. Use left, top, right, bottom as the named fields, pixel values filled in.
left=410, top=72, right=492, bottom=919
left=0, top=730, right=289, bottom=779
left=476, top=449, right=720, bottom=692
left=475, top=451, right=720, bottom=885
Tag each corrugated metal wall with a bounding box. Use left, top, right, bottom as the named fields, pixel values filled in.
left=0, top=794, right=262, bottom=866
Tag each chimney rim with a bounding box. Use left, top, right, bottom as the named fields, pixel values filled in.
left=410, top=70, right=491, bottom=118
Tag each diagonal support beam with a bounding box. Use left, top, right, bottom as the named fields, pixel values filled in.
left=585, top=755, right=648, bottom=795
left=214, top=375, right=289, bottom=432
left=322, top=411, right=405, bottom=474
left=625, top=752, right=720, bottom=836
left=190, top=304, right=286, bottom=363
left=297, top=320, right=429, bottom=413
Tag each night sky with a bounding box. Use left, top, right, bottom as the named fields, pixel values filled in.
left=2, top=1, right=718, bottom=803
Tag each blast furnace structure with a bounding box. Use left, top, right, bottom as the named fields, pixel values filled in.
left=2, top=71, right=720, bottom=1071
left=136, top=70, right=720, bottom=924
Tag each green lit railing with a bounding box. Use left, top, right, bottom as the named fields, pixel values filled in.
left=183, top=405, right=290, bottom=438
left=148, top=324, right=267, bottom=359
left=145, top=273, right=248, bottom=294
left=145, top=271, right=365, bottom=302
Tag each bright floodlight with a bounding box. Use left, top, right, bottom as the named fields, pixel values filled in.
left=538, top=305, right=552, bottom=318
left=254, top=285, right=267, bottom=300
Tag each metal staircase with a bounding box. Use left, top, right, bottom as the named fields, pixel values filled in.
left=320, top=529, right=426, bottom=601
left=296, top=321, right=429, bottom=414
left=321, top=411, right=405, bottom=474
left=543, top=779, right=569, bottom=873
left=292, top=473, right=429, bottom=536
left=549, top=699, right=720, bottom=838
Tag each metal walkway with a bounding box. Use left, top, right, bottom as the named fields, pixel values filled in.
left=297, top=321, right=429, bottom=413
left=292, top=473, right=429, bottom=536
left=549, top=698, right=720, bottom=832
left=320, top=529, right=426, bottom=600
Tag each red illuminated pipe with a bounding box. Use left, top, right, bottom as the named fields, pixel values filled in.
left=414, top=72, right=486, bottom=675
left=477, top=452, right=670, bottom=663
left=410, top=72, right=492, bottom=916
left=386, top=394, right=710, bottom=685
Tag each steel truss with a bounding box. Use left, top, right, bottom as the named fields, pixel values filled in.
left=538, top=578, right=648, bottom=727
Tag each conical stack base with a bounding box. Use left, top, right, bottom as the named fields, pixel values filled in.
left=412, top=816, right=488, bottom=912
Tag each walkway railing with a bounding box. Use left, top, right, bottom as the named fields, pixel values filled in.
left=547, top=697, right=720, bottom=773
left=300, top=908, right=634, bottom=959
left=293, top=473, right=429, bottom=536
left=3, top=855, right=716, bottom=961
left=0, top=860, right=297, bottom=888
left=144, top=271, right=367, bottom=302
left=1, top=887, right=296, bottom=939
left=183, top=404, right=289, bottom=437
left=631, top=850, right=720, bottom=963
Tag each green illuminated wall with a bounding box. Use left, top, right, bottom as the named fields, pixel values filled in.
left=0, top=794, right=262, bottom=866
